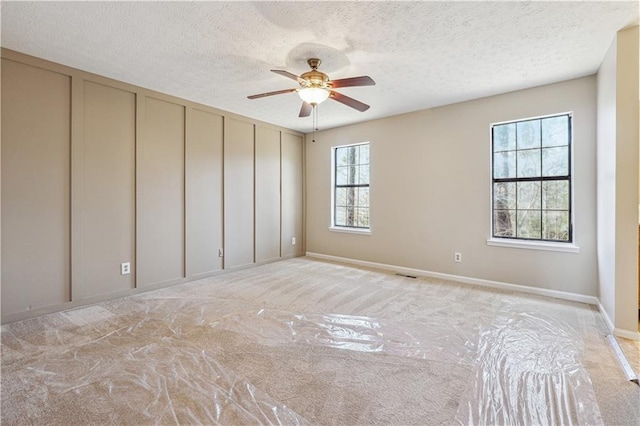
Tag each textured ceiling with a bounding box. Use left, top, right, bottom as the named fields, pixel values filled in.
left=1, top=1, right=638, bottom=133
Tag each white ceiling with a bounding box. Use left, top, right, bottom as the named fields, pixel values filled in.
left=1, top=1, right=638, bottom=133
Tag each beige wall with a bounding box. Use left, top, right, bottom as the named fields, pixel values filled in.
left=597, top=37, right=618, bottom=323
left=1, top=59, right=71, bottom=312
left=138, top=97, right=186, bottom=286
left=282, top=133, right=304, bottom=257
left=307, top=76, right=598, bottom=296
left=614, top=26, right=639, bottom=334
left=80, top=81, right=136, bottom=298
left=0, top=49, right=305, bottom=322
left=597, top=27, right=640, bottom=337
left=186, top=109, right=224, bottom=277
left=256, top=126, right=282, bottom=263
left=224, top=118, right=255, bottom=269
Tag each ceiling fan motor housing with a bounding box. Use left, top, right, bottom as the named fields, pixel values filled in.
left=301, top=58, right=329, bottom=89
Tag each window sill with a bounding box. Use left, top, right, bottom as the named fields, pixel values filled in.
left=329, top=226, right=372, bottom=235
left=486, top=238, right=579, bottom=253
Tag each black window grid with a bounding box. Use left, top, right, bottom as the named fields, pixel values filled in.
left=491, top=114, right=573, bottom=243
left=334, top=144, right=370, bottom=229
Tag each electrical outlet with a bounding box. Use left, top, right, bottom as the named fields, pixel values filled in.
left=454, top=252, right=462, bottom=263
left=121, top=262, right=131, bottom=275
left=218, top=248, right=224, bottom=257
left=291, top=237, right=296, bottom=245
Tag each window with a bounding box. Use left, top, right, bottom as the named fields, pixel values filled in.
left=332, top=142, right=370, bottom=229
left=491, top=113, right=572, bottom=242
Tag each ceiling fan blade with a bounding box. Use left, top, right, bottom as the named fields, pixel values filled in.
left=329, top=76, right=376, bottom=88
left=299, top=102, right=313, bottom=117
left=329, top=91, right=370, bottom=112
left=271, top=69, right=304, bottom=83
left=247, top=88, right=297, bottom=99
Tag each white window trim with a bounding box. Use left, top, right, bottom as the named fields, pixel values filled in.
left=486, top=237, right=579, bottom=253
left=329, top=226, right=372, bottom=235
left=489, top=111, right=576, bottom=252
left=330, top=142, right=371, bottom=232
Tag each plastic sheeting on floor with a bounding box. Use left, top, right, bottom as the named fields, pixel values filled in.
left=2, top=306, right=308, bottom=425
left=209, top=305, right=603, bottom=425
left=1, top=259, right=608, bottom=425
left=455, top=301, right=603, bottom=425
left=210, top=308, right=478, bottom=365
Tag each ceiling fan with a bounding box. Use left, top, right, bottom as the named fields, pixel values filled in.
left=247, top=58, right=375, bottom=117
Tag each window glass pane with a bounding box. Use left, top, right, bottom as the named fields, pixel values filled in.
left=358, top=187, right=369, bottom=207
left=542, top=146, right=568, bottom=176
left=335, top=187, right=347, bottom=207
left=517, top=149, right=541, bottom=178
left=344, top=187, right=357, bottom=208
left=336, top=147, right=349, bottom=167
left=349, top=165, right=359, bottom=185
left=336, top=165, right=357, bottom=185
left=493, top=151, right=516, bottom=178
left=347, top=145, right=359, bottom=165
left=517, top=210, right=541, bottom=239
left=357, top=207, right=370, bottom=228
left=542, top=180, right=569, bottom=210
left=517, top=181, right=541, bottom=210
left=359, top=164, right=370, bottom=185
left=360, top=144, right=370, bottom=164
left=541, top=115, right=569, bottom=147
left=543, top=211, right=569, bottom=241
left=517, top=119, right=541, bottom=149
left=346, top=206, right=356, bottom=226
left=493, top=210, right=515, bottom=237
left=353, top=207, right=369, bottom=228
left=335, top=207, right=347, bottom=227
left=336, top=166, right=347, bottom=185
left=493, top=123, right=516, bottom=152
left=493, top=182, right=516, bottom=209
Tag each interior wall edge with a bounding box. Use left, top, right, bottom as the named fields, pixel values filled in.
left=305, top=251, right=600, bottom=306
left=70, top=74, right=84, bottom=302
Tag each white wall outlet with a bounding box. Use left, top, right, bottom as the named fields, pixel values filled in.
left=291, top=237, right=296, bottom=245
left=454, top=252, right=462, bottom=263
left=121, top=262, right=131, bottom=275
left=218, top=248, right=224, bottom=257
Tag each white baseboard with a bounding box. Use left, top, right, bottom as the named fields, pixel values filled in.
left=598, top=301, right=616, bottom=333
left=613, top=328, right=640, bottom=341
left=306, top=251, right=600, bottom=305
left=598, top=303, right=640, bottom=341
left=306, top=252, right=640, bottom=341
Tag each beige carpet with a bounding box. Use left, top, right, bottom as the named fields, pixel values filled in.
left=1, top=257, right=639, bottom=425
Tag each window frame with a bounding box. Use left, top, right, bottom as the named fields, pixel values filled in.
left=489, top=112, right=576, bottom=247
left=329, top=142, right=371, bottom=234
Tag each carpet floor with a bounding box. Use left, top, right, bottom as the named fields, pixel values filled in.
left=2, top=257, right=639, bottom=425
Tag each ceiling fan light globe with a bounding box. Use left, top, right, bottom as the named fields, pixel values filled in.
left=299, top=87, right=329, bottom=105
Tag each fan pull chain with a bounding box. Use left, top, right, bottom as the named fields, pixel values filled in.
left=312, top=104, right=318, bottom=143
